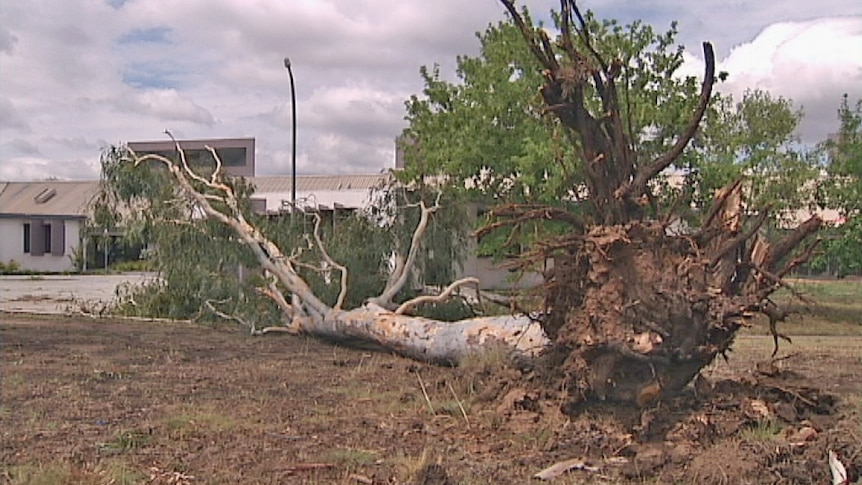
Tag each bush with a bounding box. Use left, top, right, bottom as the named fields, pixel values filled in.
left=0, top=260, right=21, bottom=274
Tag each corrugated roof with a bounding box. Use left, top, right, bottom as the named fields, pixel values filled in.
left=0, top=180, right=99, bottom=218
left=250, top=173, right=392, bottom=193
left=0, top=174, right=393, bottom=219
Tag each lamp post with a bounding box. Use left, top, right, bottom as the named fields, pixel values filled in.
left=283, top=57, right=297, bottom=213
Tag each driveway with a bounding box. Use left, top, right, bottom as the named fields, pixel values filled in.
left=0, top=273, right=158, bottom=314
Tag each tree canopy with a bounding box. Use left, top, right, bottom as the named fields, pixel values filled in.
left=815, top=95, right=862, bottom=276
left=402, top=8, right=819, bottom=256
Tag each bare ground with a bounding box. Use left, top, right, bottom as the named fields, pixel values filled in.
left=2, top=313, right=860, bottom=484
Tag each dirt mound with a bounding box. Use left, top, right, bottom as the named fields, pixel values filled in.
left=486, top=363, right=860, bottom=484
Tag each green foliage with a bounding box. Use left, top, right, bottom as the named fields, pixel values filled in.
left=268, top=211, right=393, bottom=309
left=402, top=9, right=818, bottom=255
left=814, top=95, right=862, bottom=276
left=689, top=90, right=818, bottom=223
left=96, top=145, right=470, bottom=323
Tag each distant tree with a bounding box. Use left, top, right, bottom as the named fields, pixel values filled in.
left=815, top=95, right=862, bottom=276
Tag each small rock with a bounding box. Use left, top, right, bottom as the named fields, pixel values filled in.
left=786, top=426, right=817, bottom=445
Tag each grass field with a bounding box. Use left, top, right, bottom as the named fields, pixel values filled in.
left=747, top=277, right=862, bottom=335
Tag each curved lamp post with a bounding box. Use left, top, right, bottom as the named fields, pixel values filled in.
left=283, top=57, right=297, bottom=212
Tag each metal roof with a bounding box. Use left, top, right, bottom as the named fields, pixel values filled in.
left=0, top=180, right=100, bottom=218
left=250, top=173, right=392, bottom=193
left=0, top=174, right=393, bottom=218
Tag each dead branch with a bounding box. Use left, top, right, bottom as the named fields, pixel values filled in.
left=309, top=213, right=349, bottom=310
left=203, top=298, right=251, bottom=329
left=395, top=277, right=479, bottom=315
left=370, top=196, right=440, bottom=309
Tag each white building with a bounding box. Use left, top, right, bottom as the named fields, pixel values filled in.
left=0, top=180, right=99, bottom=272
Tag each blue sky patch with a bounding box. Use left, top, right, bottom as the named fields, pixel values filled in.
left=107, top=0, right=131, bottom=9
left=118, top=27, right=172, bottom=45
left=122, top=61, right=182, bottom=90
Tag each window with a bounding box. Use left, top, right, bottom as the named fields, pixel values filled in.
left=23, top=223, right=30, bottom=253
left=23, top=220, right=63, bottom=256
left=44, top=224, right=52, bottom=255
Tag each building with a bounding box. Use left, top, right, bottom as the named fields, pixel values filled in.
left=250, top=173, right=390, bottom=214
left=0, top=180, right=99, bottom=272
left=128, top=137, right=255, bottom=178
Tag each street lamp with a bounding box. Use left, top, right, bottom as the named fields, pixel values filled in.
left=283, top=57, right=297, bottom=212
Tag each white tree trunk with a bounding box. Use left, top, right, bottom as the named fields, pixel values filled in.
left=290, top=304, right=548, bottom=364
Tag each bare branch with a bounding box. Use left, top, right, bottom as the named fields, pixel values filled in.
left=309, top=212, right=349, bottom=310
left=621, top=42, right=716, bottom=199
left=568, top=0, right=609, bottom=73
left=763, top=216, right=822, bottom=273
left=132, top=146, right=331, bottom=317
left=256, top=271, right=295, bottom=320
left=395, top=277, right=480, bottom=315
left=371, top=195, right=441, bottom=309
left=499, top=0, right=557, bottom=71
left=203, top=299, right=255, bottom=332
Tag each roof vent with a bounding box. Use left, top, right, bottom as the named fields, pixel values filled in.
left=34, top=188, right=57, bottom=204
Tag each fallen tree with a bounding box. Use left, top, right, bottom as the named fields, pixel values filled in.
left=117, top=141, right=548, bottom=365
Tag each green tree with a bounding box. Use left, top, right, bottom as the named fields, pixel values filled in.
left=403, top=11, right=817, bottom=254
left=816, top=95, right=862, bottom=276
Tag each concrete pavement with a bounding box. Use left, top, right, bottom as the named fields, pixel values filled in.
left=0, top=273, right=158, bottom=314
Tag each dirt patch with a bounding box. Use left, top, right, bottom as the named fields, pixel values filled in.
left=2, top=314, right=860, bottom=484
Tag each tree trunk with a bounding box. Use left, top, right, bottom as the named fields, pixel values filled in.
left=289, top=304, right=548, bottom=365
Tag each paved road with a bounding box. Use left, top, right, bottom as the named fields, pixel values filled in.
left=0, top=273, right=158, bottom=314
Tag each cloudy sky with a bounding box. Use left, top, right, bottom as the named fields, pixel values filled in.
left=0, top=0, right=860, bottom=181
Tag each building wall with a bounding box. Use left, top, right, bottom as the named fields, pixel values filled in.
left=459, top=254, right=545, bottom=290
left=128, top=138, right=255, bottom=177
left=0, top=218, right=81, bottom=272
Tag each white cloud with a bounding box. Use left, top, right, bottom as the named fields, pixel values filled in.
left=119, top=89, right=216, bottom=126
left=0, top=98, right=30, bottom=132
left=683, top=16, right=862, bottom=143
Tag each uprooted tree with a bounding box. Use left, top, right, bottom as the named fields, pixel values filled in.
left=484, top=0, right=821, bottom=408
left=97, top=0, right=822, bottom=408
